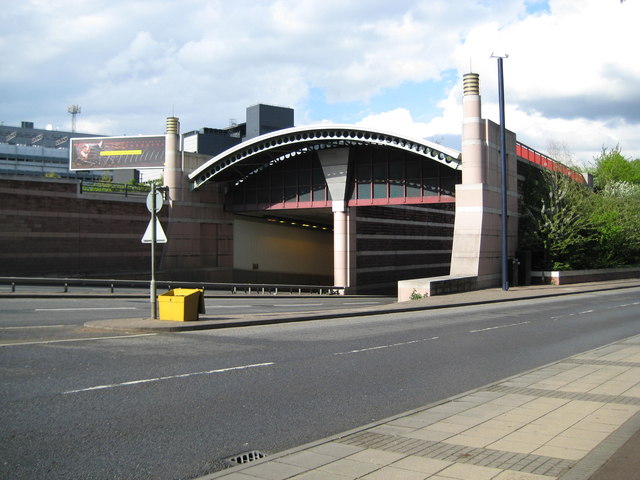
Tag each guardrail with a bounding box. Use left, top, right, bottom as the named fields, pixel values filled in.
left=0, top=277, right=344, bottom=296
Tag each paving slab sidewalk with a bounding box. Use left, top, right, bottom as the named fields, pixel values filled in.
left=200, top=333, right=640, bottom=480
left=79, top=278, right=640, bottom=478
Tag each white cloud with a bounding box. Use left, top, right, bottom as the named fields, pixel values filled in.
left=1, top=0, right=638, bottom=164
left=360, top=0, right=640, bottom=164
left=357, top=108, right=430, bottom=139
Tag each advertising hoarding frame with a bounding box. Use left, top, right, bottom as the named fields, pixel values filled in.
left=69, top=135, right=166, bottom=171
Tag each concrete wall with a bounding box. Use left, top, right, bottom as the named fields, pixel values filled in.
left=531, top=268, right=640, bottom=285
left=398, top=275, right=478, bottom=302
left=233, top=217, right=333, bottom=284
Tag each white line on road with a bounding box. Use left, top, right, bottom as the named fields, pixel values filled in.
left=272, top=303, right=324, bottom=307
left=334, top=337, right=439, bottom=355
left=0, top=333, right=157, bottom=347
left=63, top=362, right=275, bottom=394
left=343, top=302, right=382, bottom=305
left=469, top=321, right=531, bottom=333
left=0, top=325, right=67, bottom=330
left=206, top=305, right=254, bottom=309
left=34, top=307, right=138, bottom=312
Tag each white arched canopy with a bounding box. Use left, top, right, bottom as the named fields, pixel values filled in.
left=188, top=124, right=460, bottom=190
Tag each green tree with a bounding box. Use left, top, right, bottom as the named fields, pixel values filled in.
left=521, top=146, right=640, bottom=270
left=589, top=146, right=640, bottom=190
left=520, top=168, right=594, bottom=270
left=585, top=193, right=640, bottom=267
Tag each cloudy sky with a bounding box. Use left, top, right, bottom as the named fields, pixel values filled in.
left=2, top=0, right=638, bottom=165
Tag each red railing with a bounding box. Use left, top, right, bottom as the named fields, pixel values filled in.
left=516, top=143, right=585, bottom=184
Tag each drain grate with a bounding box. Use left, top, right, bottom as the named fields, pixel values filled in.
left=225, top=450, right=267, bottom=465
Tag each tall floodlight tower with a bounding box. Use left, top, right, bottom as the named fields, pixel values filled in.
left=68, top=105, right=81, bottom=132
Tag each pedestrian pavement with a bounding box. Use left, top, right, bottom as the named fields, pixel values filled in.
left=199, top=333, right=640, bottom=480
left=82, top=278, right=640, bottom=479
left=84, top=278, right=640, bottom=333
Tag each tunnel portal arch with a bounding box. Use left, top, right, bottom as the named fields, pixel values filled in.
left=188, top=125, right=462, bottom=294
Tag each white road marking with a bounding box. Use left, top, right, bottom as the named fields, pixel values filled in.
left=343, top=302, right=382, bottom=305
left=0, top=333, right=157, bottom=347
left=34, top=307, right=138, bottom=312
left=63, top=362, right=275, bottom=394
left=207, top=305, right=254, bottom=309
left=334, top=337, right=439, bottom=355
left=272, top=303, right=324, bottom=307
left=469, top=321, right=531, bottom=333
left=0, top=325, right=67, bottom=330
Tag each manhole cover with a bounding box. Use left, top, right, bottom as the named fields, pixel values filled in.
left=225, top=450, right=267, bottom=466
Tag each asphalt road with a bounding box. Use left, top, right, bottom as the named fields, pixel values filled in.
left=1, top=288, right=639, bottom=479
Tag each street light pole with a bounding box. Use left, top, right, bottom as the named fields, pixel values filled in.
left=493, top=53, right=509, bottom=291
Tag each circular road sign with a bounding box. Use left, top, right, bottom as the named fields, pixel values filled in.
left=146, top=190, right=164, bottom=213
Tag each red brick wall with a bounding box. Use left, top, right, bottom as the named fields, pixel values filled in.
left=0, top=176, right=164, bottom=278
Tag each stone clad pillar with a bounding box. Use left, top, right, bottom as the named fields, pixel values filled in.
left=164, top=117, right=182, bottom=203
left=318, top=148, right=356, bottom=293
left=333, top=209, right=349, bottom=289
left=462, top=73, right=485, bottom=184
left=449, top=73, right=518, bottom=287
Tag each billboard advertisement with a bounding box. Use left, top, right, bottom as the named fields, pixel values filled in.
left=70, top=135, right=166, bottom=170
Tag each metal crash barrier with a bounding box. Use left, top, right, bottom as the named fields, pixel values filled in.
left=0, top=277, right=344, bottom=296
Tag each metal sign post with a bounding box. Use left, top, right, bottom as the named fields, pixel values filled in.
left=151, top=183, right=158, bottom=319
left=144, top=184, right=166, bottom=319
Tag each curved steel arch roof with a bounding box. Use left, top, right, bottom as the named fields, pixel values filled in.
left=188, top=124, right=461, bottom=190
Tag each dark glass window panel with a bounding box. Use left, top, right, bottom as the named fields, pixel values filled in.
left=389, top=157, right=403, bottom=182
left=312, top=166, right=325, bottom=184
left=285, top=169, right=297, bottom=187
left=441, top=176, right=456, bottom=196
left=373, top=183, right=387, bottom=198
left=244, top=187, right=257, bottom=204
left=356, top=160, right=371, bottom=182
left=423, top=177, right=439, bottom=196
left=389, top=182, right=404, bottom=198
left=406, top=182, right=421, bottom=197
left=257, top=187, right=269, bottom=204
left=299, top=183, right=311, bottom=202
left=373, top=157, right=386, bottom=181
left=405, top=158, right=420, bottom=179
left=284, top=186, right=297, bottom=202
left=312, top=185, right=325, bottom=201
left=422, top=160, right=438, bottom=178
left=357, top=182, right=371, bottom=199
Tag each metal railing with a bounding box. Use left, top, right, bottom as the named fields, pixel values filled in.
left=0, top=277, right=344, bottom=296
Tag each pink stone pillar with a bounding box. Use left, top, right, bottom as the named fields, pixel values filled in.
left=164, top=117, right=182, bottom=203
left=462, top=73, right=485, bottom=184
left=333, top=208, right=349, bottom=291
